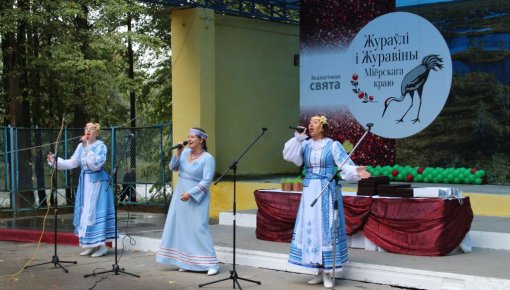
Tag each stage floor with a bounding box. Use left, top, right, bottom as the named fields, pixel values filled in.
left=1, top=206, right=510, bottom=289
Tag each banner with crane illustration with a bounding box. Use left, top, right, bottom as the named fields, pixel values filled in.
left=300, top=0, right=510, bottom=184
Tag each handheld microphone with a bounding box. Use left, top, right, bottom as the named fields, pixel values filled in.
left=171, top=141, right=188, bottom=150
left=289, top=126, right=305, bottom=133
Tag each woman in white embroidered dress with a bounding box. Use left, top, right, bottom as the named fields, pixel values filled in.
left=283, top=115, right=370, bottom=288
left=47, top=122, right=116, bottom=257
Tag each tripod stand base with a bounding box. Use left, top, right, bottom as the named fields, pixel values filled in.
left=25, top=255, right=77, bottom=273
left=199, top=269, right=261, bottom=289
left=83, top=263, right=140, bottom=278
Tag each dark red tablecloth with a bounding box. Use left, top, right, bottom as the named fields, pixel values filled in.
left=254, top=190, right=473, bottom=256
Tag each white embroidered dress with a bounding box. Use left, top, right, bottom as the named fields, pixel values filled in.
left=283, top=133, right=360, bottom=273
left=50, top=140, right=116, bottom=247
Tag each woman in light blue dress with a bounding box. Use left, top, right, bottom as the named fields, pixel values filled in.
left=47, top=122, right=116, bottom=257
left=283, top=115, right=370, bottom=288
left=156, top=128, right=219, bottom=276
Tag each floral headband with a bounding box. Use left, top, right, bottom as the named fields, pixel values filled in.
left=312, top=115, right=328, bottom=126
left=189, top=128, right=208, bottom=140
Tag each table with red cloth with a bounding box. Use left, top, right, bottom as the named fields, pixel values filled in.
left=254, top=189, right=473, bottom=256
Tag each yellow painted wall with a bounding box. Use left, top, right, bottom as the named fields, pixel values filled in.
left=464, top=193, right=510, bottom=217
left=171, top=8, right=300, bottom=177
left=171, top=8, right=216, bottom=154
left=170, top=8, right=301, bottom=216
left=214, top=15, right=300, bottom=176
left=209, top=181, right=268, bottom=218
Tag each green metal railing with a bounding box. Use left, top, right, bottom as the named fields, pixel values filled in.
left=0, top=124, right=173, bottom=216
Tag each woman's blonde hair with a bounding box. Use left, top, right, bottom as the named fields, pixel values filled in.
left=85, top=122, right=101, bottom=136
left=311, top=115, right=329, bottom=136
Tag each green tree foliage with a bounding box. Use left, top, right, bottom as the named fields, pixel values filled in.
left=0, top=0, right=171, bottom=128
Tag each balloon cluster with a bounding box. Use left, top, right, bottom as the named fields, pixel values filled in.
left=366, top=165, right=486, bottom=185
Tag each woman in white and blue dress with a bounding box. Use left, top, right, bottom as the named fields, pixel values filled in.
left=156, top=128, right=219, bottom=276
left=283, top=115, right=371, bottom=288
left=47, top=122, right=116, bottom=257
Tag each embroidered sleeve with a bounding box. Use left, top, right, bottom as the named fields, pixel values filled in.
left=332, top=141, right=360, bottom=182
left=49, top=144, right=81, bottom=170
left=283, top=133, right=307, bottom=166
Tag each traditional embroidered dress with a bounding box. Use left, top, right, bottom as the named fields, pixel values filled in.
left=156, top=148, right=219, bottom=271
left=51, top=140, right=116, bottom=247
left=283, top=134, right=361, bottom=273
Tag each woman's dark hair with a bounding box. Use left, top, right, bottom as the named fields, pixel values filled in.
left=193, top=127, right=208, bottom=152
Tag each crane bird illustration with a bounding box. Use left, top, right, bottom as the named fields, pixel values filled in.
left=382, top=54, right=443, bottom=124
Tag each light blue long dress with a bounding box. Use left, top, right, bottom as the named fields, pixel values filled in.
left=156, top=148, right=219, bottom=272
left=52, top=140, right=116, bottom=247
left=283, top=134, right=360, bottom=273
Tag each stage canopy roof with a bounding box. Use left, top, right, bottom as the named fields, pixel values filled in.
left=141, top=0, right=299, bottom=24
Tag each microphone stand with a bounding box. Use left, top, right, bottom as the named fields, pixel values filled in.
left=199, top=128, right=267, bottom=289
left=310, top=123, right=372, bottom=290
left=25, top=154, right=77, bottom=272
left=84, top=133, right=139, bottom=278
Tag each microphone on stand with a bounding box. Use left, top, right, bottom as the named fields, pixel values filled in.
left=171, top=141, right=188, bottom=150
left=289, top=126, right=306, bottom=133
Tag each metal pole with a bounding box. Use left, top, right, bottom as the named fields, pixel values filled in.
left=9, top=126, right=16, bottom=216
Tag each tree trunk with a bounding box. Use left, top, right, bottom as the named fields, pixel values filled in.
left=16, top=0, right=36, bottom=208
left=128, top=12, right=137, bottom=180
left=71, top=4, right=90, bottom=129
left=1, top=0, right=11, bottom=126
left=30, top=17, right=48, bottom=207
left=67, top=3, right=93, bottom=201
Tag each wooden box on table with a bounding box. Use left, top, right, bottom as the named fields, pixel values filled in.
left=357, top=176, right=390, bottom=196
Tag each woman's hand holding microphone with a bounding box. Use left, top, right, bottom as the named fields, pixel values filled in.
left=81, top=134, right=89, bottom=147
